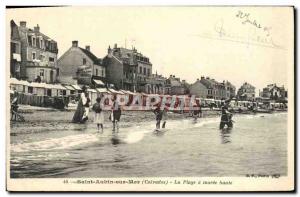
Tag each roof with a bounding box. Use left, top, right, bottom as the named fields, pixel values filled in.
left=79, top=47, right=102, bottom=65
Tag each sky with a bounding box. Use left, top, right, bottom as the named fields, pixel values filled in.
left=6, top=6, right=294, bottom=95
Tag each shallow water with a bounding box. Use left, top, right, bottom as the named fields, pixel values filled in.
left=10, top=111, right=287, bottom=178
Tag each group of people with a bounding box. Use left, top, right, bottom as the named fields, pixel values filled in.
left=71, top=86, right=122, bottom=133
left=71, top=86, right=169, bottom=133
left=71, top=86, right=234, bottom=132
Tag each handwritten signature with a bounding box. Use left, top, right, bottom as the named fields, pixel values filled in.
left=214, top=19, right=281, bottom=49
left=236, top=10, right=272, bottom=37
left=190, top=10, right=285, bottom=50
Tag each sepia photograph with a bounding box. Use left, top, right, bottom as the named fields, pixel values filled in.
left=6, top=6, right=294, bottom=191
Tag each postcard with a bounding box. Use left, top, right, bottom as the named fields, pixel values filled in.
left=6, top=6, right=294, bottom=191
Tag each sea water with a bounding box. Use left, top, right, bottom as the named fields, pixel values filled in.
left=10, top=111, right=287, bottom=178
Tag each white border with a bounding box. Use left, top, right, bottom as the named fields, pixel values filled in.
left=0, top=0, right=298, bottom=196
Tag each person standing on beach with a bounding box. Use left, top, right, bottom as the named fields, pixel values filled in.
left=153, top=105, right=163, bottom=130
left=72, top=86, right=87, bottom=123
left=110, top=95, right=121, bottom=132
left=92, top=96, right=104, bottom=133
left=81, top=92, right=91, bottom=123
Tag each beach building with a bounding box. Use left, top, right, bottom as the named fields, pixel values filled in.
left=10, top=20, right=59, bottom=83
left=57, top=41, right=106, bottom=87
left=141, top=73, right=167, bottom=94
left=189, top=78, right=208, bottom=98
left=165, top=75, right=185, bottom=95
left=237, top=82, right=256, bottom=101
left=102, top=44, right=152, bottom=92
left=260, top=83, right=287, bottom=102
left=10, top=20, right=22, bottom=79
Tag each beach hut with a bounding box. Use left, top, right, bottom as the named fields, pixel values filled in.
left=29, top=82, right=47, bottom=96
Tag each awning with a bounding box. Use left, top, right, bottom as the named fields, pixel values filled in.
left=71, top=84, right=82, bottom=90
left=10, top=78, right=30, bottom=86
left=50, top=84, right=67, bottom=90
left=29, top=82, right=47, bottom=88
left=108, top=88, right=124, bottom=95
left=87, top=88, right=97, bottom=93
left=93, top=79, right=104, bottom=85
left=63, top=85, right=76, bottom=90
left=96, top=88, right=109, bottom=93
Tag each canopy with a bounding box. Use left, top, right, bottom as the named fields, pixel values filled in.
left=10, top=78, right=30, bottom=86
left=71, top=84, right=82, bottom=90
left=93, top=79, right=105, bottom=85
left=50, top=84, right=67, bottom=90
left=120, top=90, right=136, bottom=95
left=63, top=85, right=76, bottom=90
left=87, top=88, right=97, bottom=93
left=96, top=88, right=109, bottom=93
left=108, top=88, right=124, bottom=95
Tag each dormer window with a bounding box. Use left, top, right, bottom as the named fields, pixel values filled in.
left=83, top=58, right=86, bottom=65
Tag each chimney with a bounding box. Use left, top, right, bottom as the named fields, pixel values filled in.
left=197, top=78, right=200, bottom=81
left=114, top=43, right=117, bottom=49
left=20, top=21, right=26, bottom=28
left=206, top=77, right=210, bottom=79
left=72, top=40, right=78, bottom=47
left=34, top=24, right=40, bottom=32
left=85, top=45, right=90, bottom=51
left=201, top=76, right=204, bottom=80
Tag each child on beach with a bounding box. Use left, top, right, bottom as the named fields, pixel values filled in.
left=92, top=97, right=104, bottom=133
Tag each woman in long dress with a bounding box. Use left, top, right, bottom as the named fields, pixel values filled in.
left=72, top=86, right=87, bottom=123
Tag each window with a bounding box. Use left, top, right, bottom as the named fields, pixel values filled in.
left=28, top=36, right=32, bottom=46
left=28, top=86, right=33, bottom=94
left=40, top=69, right=44, bottom=77
left=40, top=39, right=43, bottom=49
left=11, top=42, right=17, bottom=53
left=96, top=69, right=98, bottom=76
left=147, top=68, right=150, bottom=76
left=101, top=70, right=104, bottom=77
left=139, top=67, right=142, bottom=74
left=83, top=58, right=86, bottom=65
left=143, top=67, right=146, bottom=75
left=32, top=52, right=36, bottom=60
left=49, top=57, right=55, bottom=62
left=32, top=37, right=36, bottom=47
left=47, top=89, right=51, bottom=96
left=57, top=68, right=59, bottom=76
